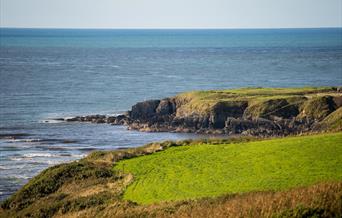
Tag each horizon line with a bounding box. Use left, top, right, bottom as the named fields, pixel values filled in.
left=1, top=26, right=342, bottom=30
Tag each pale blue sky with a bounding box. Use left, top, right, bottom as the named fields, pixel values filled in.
left=1, top=0, right=341, bottom=28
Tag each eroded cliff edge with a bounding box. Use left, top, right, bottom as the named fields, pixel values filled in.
left=66, top=87, right=342, bottom=136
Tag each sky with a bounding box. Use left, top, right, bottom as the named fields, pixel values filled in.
left=0, top=0, right=341, bottom=29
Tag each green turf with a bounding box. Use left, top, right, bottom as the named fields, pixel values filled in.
left=114, top=133, right=342, bottom=204
left=174, top=86, right=338, bottom=115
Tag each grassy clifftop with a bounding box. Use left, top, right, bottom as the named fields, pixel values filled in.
left=123, top=86, right=342, bottom=135
left=174, top=86, right=340, bottom=117
left=1, top=132, right=341, bottom=217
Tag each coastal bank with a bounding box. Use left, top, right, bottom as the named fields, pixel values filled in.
left=1, top=87, right=342, bottom=217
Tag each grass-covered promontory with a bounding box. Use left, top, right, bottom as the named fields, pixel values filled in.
left=66, top=86, right=342, bottom=135
left=116, top=132, right=342, bottom=204
left=1, top=133, right=341, bottom=218
left=118, top=86, right=342, bottom=134
left=174, top=86, right=340, bottom=118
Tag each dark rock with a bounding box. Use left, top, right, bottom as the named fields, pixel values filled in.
left=116, top=115, right=130, bottom=125
left=200, top=116, right=210, bottom=128
left=225, top=117, right=280, bottom=135
left=209, top=101, right=248, bottom=129
left=53, top=118, right=65, bottom=121
left=95, top=119, right=105, bottom=124
left=106, top=116, right=117, bottom=124
left=116, top=114, right=127, bottom=120
left=130, top=100, right=160, bottom=121
left=65, top=116, right=82, bottom=122
left=85, top=115, right=106, bottom=122
left=183, top=116, right=198, bottom=128
left=333, top=96, right=342, bottom=108
left=156, top=99, right=176, bottom=116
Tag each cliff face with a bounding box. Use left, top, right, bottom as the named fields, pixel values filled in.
left=66, top=87, right=342, bottom=136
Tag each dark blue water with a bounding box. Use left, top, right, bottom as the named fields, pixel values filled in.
left=1, top=28, right=342, bottom=200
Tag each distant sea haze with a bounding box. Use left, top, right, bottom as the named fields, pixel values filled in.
left=1, top=28, right=342, bottom=48
left=0, top=28, right=341, bottom=201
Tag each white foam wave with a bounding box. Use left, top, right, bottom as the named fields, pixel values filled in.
left=9, top=157, right=25, bottom=161
left=9, top=152, right=86, bottom=161
left=8, top=138, right=42, bottom=143
left=22, top=153, right=57, bottom=158
left=71, top=154, right=86, bottom=158
left=8, top=156, right=63, bottom=165
left=0, top=164, right=29, bottom=170
left=8, top=175, right=30, bottom=180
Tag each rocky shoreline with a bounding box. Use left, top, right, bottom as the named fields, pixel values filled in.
left=62, top=87, right=342, bottom=137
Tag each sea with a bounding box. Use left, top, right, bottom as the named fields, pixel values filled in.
left=0, top=28, right=342, bottom=201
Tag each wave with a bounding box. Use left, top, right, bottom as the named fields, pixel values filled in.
left=9, top=152, right=86, bottom=161
left=8, top=156, right=66, bottom=166
left=0, top=133, right=31, bottom=139
left=76, top=147, right=97, bottom=151
left=22, top=153, right=57, bottom=158
left=6, top=175, right=30, bottom=180
left=6, top=138, right=79, bottom=144
left=8, top=138, right=44, bottom=143
left=0, top=164, right=35, bottom=170
left=34, top=145, right=68, bottom=151
left=8, top=157, right=26, bottom=161
left=0, top=166, right=10, bottom=170
left=67, top=154, right=86, bottom=158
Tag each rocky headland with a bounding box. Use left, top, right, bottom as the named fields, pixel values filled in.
left=64, top=87, right=342, bottom=136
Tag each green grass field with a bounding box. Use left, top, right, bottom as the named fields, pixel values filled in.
left=115, top=132, right=342, bottom=204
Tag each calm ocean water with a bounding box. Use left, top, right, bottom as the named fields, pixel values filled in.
left=0, top=28, right=342, bottom=200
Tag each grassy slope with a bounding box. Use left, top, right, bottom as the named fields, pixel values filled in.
left=115, top=132, right=342, bottom=204
left=319, top=107, right=342, bottom=131
left=1, top=133, right=341, bottom=217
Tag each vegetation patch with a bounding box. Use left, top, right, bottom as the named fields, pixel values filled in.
left=298, top=96, right=337, bottom=121
left=316, top=107, right=342, bottom=131
left=1, top=161, right=116, bottom=211
left=115, top=132, right=342, bottom=204
left=175, top=87, right=338, bottom=116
